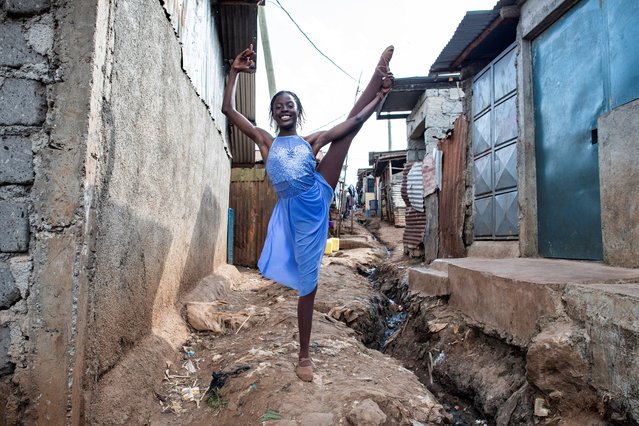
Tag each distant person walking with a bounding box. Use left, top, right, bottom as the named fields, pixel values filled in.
left=222, top=43, right=393, bottom=381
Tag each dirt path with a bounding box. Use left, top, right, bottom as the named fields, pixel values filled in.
left=89, top=218, right=450, bottom=425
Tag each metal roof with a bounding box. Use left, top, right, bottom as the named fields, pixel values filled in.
left=429, top=1, right=518, bottom=74
left=369, top=150, right=407, bottom=177
left=377, top=76, right=459, bottom=119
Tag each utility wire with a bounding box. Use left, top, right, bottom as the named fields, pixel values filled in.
left=270, top=0, right=360, bottom=82
left=309, top=113, right=348, bottom=133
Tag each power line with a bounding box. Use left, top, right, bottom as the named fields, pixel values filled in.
left=270, top=0, right=360, bottom=82
left=308, top=113, right=348, bottom=133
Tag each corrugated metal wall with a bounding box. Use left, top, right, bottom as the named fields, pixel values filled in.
left=406, top=161, right=424, bottom=212
left=229, top=167, right=278, bottom=267
left=161, top=0, right=227, bottom=133
left=439, top=115, right=468, bottom=258
left=391, top=173, right=405, bottom=227
left=217, top=2, right=259, bottom=165
left=402, top=162, right=427, bottom=248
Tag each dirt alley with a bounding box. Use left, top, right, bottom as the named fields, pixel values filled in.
left=88, top=216, right=455, bottom=425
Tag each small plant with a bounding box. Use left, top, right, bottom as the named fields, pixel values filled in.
left=207, top=390, right=227, bottom=411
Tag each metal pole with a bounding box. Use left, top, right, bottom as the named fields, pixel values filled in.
left=259, top=6, right=277, bottom=98
left=387, top=119, right=392, bottom=151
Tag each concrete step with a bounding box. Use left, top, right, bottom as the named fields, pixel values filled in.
left=408, top=266, right=450, bottom=297
left=444, top=257, right=639, bottom=346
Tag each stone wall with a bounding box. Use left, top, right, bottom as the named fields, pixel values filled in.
left=0, top=0, right=56, bottom=421
left=0, top=0, right=232, bottom=422
left=405, top=84, right=464, bottom=162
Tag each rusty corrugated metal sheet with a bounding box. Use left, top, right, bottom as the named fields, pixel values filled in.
left=229, top=72, right=257, bottom=164
left=229, top=166, right=278, bottom=267
left=439, top=115, right=468, bottom=258
left=430, top=11, right=499, bottom=73
left=403, top=208, right=427, bottom=248
left=216, top=2, right=259, bottom=164
left=422, top=152, right=438, bottom=196
left=401, top=162, right=410, bottom=207
left=407, top=162, right=424, bottom=212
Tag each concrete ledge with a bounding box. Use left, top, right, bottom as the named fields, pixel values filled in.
left=408, top=266, right=449, bottom=297
left=445, top=258, right=639, bottom=347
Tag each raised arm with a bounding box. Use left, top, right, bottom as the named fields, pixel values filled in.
left=309, top=86, right=391, bottom=154
left=221, top=44, right=273, bottom=159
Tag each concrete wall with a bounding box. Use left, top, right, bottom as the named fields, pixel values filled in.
left=598, top=100, right=639, bottom=267
left=406, top=85, right=463, bottom=161
left=0, top=0, right=231, bottom=422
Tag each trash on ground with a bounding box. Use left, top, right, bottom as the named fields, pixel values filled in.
left=206, top=364, right=252, bottom=395
left=260, top=409, right=283, bottom=421
left=181, top=386, right=200, bottom=402
left=534, top=397, right=550, bottom=417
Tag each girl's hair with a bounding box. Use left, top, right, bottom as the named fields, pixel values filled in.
left=269, top=90, right=306, bottom=130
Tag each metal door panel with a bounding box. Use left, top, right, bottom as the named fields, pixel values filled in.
left=474, top=197, right=493, bottom=237
left=474, top=154, right=492, bottom=196
left=606, top=0, right=639, bottom=108
left=494, top=143, right=517, bottom=191
left=473, top=69, right=491, bottom=115
left=495, top=96, right=517, bottom=146
left=533, top=0, right=603, bottom=259
left=495, top=191, right=518, bottom=237
left=494, top=47, right=517, bottom=100
left=472, top=43, right=519, bottom=240
left=472, top=111, right=491, bottom=156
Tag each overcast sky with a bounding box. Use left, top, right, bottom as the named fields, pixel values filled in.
left=254, top=0, right=497, bottom=185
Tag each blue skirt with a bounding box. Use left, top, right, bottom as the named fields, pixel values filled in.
left=258, top=172, right=333, bottom=296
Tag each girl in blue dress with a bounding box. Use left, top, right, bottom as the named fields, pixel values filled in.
left=222, top=44, right=393, bottom=381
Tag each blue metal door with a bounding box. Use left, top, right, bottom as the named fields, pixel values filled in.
left=533, top=0, right=639, bottom=260
left=533, top=0, right=604, bottom=259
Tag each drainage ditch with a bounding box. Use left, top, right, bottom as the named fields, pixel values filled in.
left=357, top=260, right=492, bottom=426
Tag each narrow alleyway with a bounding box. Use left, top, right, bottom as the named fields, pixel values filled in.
left=85, top=215, right=451, bottom=425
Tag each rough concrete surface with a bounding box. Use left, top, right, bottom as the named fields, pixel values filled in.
left=598, top=99, right=639, bottom=267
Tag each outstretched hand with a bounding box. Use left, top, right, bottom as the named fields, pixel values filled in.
left=232, top=44, right=256, bottom=73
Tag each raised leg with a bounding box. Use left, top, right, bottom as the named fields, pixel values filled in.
left=318, top=46, right=393, bottom=189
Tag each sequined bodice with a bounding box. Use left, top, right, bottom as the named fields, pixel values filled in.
left=266, top=135, right=316, bottom=198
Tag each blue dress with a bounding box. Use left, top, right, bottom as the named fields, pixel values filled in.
left=258, top=135, right=333, bottom=296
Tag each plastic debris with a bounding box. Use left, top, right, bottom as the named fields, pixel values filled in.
left=181, top=386, right=200, bottom=402
left=534, top=397, right=550, bottom=417
left=207, top=364, right=251, bottom=395
left=184, top=359, right=197, bottom=373
left=260, top=410, right=283, bottom=421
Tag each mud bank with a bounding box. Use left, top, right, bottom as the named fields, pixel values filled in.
left=375, top=259, right=637, bottom=426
